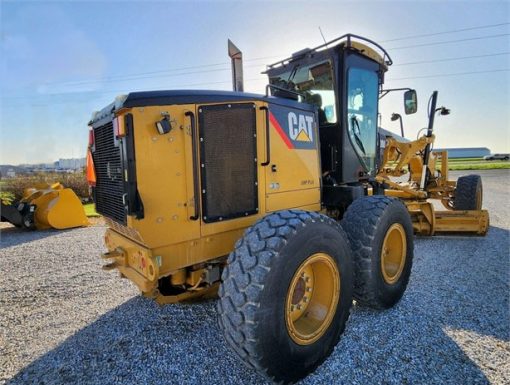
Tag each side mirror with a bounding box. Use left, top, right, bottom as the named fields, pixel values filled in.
left=404, top=90, right=418, bottom=115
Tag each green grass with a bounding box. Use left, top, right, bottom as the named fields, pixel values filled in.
left=444, top=157, right=482, bottom=162
left=435, top=158, right=510, bottom=170
left=387, top=157, right=510, bottom=171
left=432, top=156, right=510, bottom=170
left=443, top=162, right=510, bottom=170
left=0, top=191, right=14, bottom=204
left=83, top=203, right=100, bottom=217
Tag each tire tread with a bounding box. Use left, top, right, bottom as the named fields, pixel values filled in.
left=217, top=210, right=348, bottom=382
left=454, top=174, right=482, bottom=210
left=341, top=196, right=412, bottom=309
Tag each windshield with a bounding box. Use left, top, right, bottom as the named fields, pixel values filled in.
left=347, top=67, right=378, bottom=172
left=269, top=60, right=337, bottom=125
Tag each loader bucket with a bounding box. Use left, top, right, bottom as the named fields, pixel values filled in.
left=32, top=188, right=89, bottom=230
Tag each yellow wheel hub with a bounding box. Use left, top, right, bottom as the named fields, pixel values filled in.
left=285, top=253, right=340, bottom=345
left=381, top=223, right=407, bottom=285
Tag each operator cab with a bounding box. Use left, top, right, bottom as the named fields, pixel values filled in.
left=265, top=34, right=391, bottom=189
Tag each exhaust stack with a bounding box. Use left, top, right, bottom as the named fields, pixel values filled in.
left=228, top=39, right=244, bottom=92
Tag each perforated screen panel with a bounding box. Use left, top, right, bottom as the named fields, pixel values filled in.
left=198, top=103, right=258, bottom=223
left=92, top=121, right=126, bottom=224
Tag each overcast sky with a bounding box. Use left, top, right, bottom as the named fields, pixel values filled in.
left=1, top=0, right=509, bottom=164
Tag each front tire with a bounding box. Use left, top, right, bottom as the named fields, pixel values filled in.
left=218, top=210, right=353, bottom=384
left=454, top=174, right=482, bottom=210
left=341, top=196, right=414, bottom=309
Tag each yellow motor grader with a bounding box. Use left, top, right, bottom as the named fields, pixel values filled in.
left=88, top=34, right=488, bottom=384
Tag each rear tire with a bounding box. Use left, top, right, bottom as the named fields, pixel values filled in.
left=454, top=174, right=482, bottom=210
left=341, top=196, right=414, bottom=309
left=218, top=210, right=353, bottom=384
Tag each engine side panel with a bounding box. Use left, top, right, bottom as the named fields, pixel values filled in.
left=264, top=103, right=321, bottom=212
left=100, top=98, right=321, bottom=288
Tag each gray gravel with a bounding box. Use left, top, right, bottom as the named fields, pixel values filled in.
left=1, top=169, right=509, bottom=385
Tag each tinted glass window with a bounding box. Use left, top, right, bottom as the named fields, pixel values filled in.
left=347, top=67, right=378, bottom=172
left=269, top=60, right=337, bottom=125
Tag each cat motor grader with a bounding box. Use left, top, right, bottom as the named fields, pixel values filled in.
left=88, top=34, right=488, bottom=384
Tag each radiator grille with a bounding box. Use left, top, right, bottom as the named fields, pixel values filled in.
left=199, top=103, right=258, bottom=222
left=92, top=121, right=126, bottom=224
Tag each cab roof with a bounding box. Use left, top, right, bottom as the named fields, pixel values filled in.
left=265, top=33, right=392, bottom=72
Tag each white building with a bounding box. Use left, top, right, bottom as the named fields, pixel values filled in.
left=56, top=158, right=86, bottom=170
left=433, top=147, right=490, bottom=159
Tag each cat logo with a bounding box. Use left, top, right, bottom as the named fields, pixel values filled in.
left=268, top=108, right=315, bottom=150
left=288, top=112, right=314, bottom=142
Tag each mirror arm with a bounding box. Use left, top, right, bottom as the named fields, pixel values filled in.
left=379, top=87, right=413, bottom=99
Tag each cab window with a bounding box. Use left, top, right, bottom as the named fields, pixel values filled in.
left=347, top=67, right=378, bottom=172
left=269, top=60, right=337, bottom=125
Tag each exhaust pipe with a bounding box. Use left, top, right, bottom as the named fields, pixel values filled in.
left=228, top=39, right=244, bottom=92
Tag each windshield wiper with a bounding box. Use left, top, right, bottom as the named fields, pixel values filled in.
left=287, top=63, right=300, bottom=83
left=350, top=116, right=366, bottom=155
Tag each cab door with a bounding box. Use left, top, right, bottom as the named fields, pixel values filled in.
left=341, top=52, right=381, bottom=183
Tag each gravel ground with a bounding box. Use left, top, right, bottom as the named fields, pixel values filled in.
left=1, top=169, right=509, bottom=385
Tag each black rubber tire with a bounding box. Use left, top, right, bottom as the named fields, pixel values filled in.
left=22, top=215, right=36, bottom=230
left=341, top=196, right=414, bottom=309
left=454, top=174, right=482, bottom=210
left=217, top=210, right=353, bottom=384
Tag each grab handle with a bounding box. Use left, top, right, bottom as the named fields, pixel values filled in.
left=260, top=106, right=270, bottom=166
left=185, top=110, right=200, bottom=220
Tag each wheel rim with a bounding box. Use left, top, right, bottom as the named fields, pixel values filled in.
left=381, top=223, right=407, bottom=285
left=285, top=253, right=340, bottom=345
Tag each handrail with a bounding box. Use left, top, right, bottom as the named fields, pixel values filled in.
left=265, top=33, right=393, bottom=70
left=185, top=110, right=200, bottom=221
left=265, top=84, right=304, bottom=99
left=259, top=106, right=270, bottom=166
